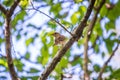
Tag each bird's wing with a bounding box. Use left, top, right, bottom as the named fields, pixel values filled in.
left=58, top=35, right=65, bottom=41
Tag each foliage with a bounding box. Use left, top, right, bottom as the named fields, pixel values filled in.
left=0, top=0, right=120, bottom=80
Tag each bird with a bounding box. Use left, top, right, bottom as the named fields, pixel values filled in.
left=51, top=32, right=66, bottom=46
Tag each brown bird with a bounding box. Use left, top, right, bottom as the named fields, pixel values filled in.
left=52, top=32, right=66, bottom=46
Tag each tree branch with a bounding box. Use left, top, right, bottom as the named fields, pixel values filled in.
left=7, top=0, right=20, bottom=17
left=38, top=0, right=96, bottom=80
left=5, top=17, right=18, bottom=80
left=0, top=4, right=7, bottom=14
left=4, top=0, right=20, bottom=80
left=30, top=2, right=74, bottom=36
left=98, top=43, right=119, bottom=80
left=83, top=0, right=105, bottom=79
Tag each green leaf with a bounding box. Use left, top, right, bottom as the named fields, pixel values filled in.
left=30, top=76, right=39, bottom=80
left=90, top=34, right=97, bottom=45
left=71, top=11, right=80, bottom=24
left=74, top=0, right=82, bottom=3
left=0, top=21, right=3, bottom=26
left=102, top=52, right=105, bottom=58
left=59, top=57, right=68, bottom=67
left=42, top=55, right=49, bottom=66
left=14, top=59, right=24, bottom=71
left=41, top=46, right=49, bottom=65
left=25, top=38, right=34, bottom=47
left=20, top=0, right=29, bottom=8
left=107, top=1, right=120, bottom=21
left=78, top=6, right=86, bottom=19
left=12, top=10, right=26, bottom=28
left=109, top=69, right=120, bottom=79
left=0, top=38, right=5, bottom=44
left=60, top=20, right=71, bottom=28
left=104, top=38, right=114, bottom=53
left=37, top=56, right=42, bottom=63
left=40, top=31, right=47, bottom=44
left=55, top=64, right=62, bottom=74
left=100, top=6, right=108, bottom=17
left=3, top=0, right=13, bottom=6
left=94, top=44, right=99, bottom=53
left=47, top=36, right=54, bottom=47
left=72, top=57, right=83, bottom=66
left=52, top=46, right=59, bottom=57
left=43, top=0, right=53, bottom=5
left=30, top=68, right=39, bottom=73
left=40, top=31, right=50, bottom=65
left=16, top=34, right=21, bottom=40
left=54, top=57, right=68, bottom=74
left=105, top=66, right=113, bottom=72
left=94, top=23, right=102, bottom=36
left=41, top=46, right=49, bottom=57
left=94, top=0, right=100, bottom=7
left=25, top=52, right=30, bottom=60
left=0, top=59, right=7, bottom=67
left=93, top=64, right=100, bottom=72
left=50, top=3, right=62, bottom=16
left=105, top=21, right=115, bottom=31
left=80, top=6, right=86, bottom=12
left=48, top=21, right=57, bottom=29
left=65, top=49, right=71, bottom=58
left=77, top=38, right=85, bottom=46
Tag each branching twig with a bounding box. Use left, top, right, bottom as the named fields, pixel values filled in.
left=83, top=0, right=105, bottom=79
left=7, top=0, right=20, bottom=17
left=98, top=43, right=119, bottom=80
left=30, top=1, right=74, bottom=36
left=0, top=4, right=7, bottom=14
left=2, top=0, right=20, bottom=80
left=38, top=0, right=96, bottom=80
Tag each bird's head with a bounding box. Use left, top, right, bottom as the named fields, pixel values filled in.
left=51, top=32, right=60, bottom=37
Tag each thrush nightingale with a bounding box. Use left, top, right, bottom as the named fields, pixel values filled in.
left=52, top=32, right=66, bottom=46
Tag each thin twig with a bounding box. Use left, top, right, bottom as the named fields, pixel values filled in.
left=0, top=4, right=7, bottom=14
left=83, top=0, right=105, bottom=79
left=30, top=1, right=74, bottom=36
left=98, top=43, right=119, bottom=80
left=38, top=0, right=96, bottom=80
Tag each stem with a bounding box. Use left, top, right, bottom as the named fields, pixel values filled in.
left=98, top=43, right=119, bottom=80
